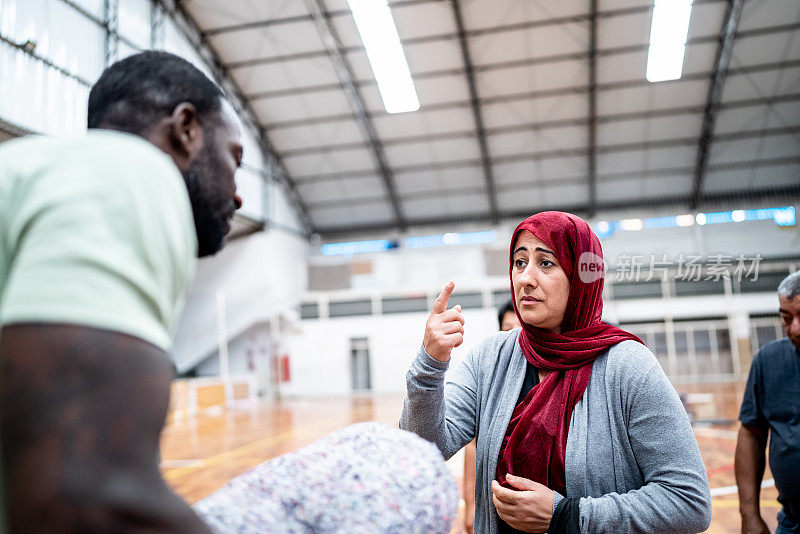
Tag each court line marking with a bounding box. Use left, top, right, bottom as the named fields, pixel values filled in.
left=693, top=427, right=739, bottom=439
left=161, top=413, right=350, bottom=481
left=712, top=499, right=781, bottom=508
left=711, top=478, right=775, bottom=497
left=165, top=409, right=765, bottom=502
left=160, top=459, right=205, bottom=468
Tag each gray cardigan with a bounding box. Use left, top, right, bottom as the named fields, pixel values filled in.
left=400, top=329, right=712, bottom=534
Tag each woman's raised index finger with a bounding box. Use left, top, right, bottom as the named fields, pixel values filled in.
left=431, top=280, right=455, bottom=314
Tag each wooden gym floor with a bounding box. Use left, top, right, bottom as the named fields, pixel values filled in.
left=161, top=381, right=781, bottom=533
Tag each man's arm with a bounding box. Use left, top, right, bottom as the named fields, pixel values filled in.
left=463, top=439, right=477, bottom=534
left=0, top=323, right=212, bottom=533
left=734, top=423, right=769, bottom=534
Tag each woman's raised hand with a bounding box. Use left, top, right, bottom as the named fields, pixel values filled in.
left=423, top=281, right=465, bottom=362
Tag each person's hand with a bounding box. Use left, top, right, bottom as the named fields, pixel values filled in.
left=741, top=513, right=769, bottom=534
left=491, top=475, right=554, bottom=533
left=423, top=281, right=465, bottom=362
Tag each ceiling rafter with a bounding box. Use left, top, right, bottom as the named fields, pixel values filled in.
left=278, top=91, right=800, bottom=157
left=587, top=0, right=598, bottom=218
left=302, top=0, right=406, bottom=231
left=314, top=183, right=800, bottom=237
left=305, top=155, right=800, bottom=210
left=157, top=0, right=316, bottom=234
left=259, top=44, right=800, bottom=131
left=178, top=0, right=800, bottom=237
left=212, top=0, right=723, bottom=60
left=244, top=23, right=799, bottom=100
left=451, top=0, right=499, bottom=224
left=690, top=0, right=745, bottom=209
left=202, top=0, right=437, bottom=36
left=224, top=0, right=755, bottom=72
left=291, top=126, right=800, bottom=184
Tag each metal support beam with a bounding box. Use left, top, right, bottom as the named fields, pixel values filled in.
left=58, top=0, right=141, bottom=54
left=316, top=182, right=800, bottom=238
left=224, top=0, right=734, bottom=71
left=203, top=0, right=436, bottom=36
left=260, top=45, right=800, bottom=132
left=303, top=0, right=407, bottom=231
left=278, top=90, right=800, bottom=157
left=452, top=0, right=499, bottom=225
left=211, top=0, right=723, bottom=48
left=0, top=32, right=91, bottom=86
left=151, top=2, right=166, bottom=49
left=290, top=125, right=799, bottom=184
left=306, top=155, right=800, bottom=211
left=155, top=0, right=315, bottom=235
left=588, top=0, right=598, bottom=218
left=690, top=0, right=745, bottom=209
left=242, top=21, right=797, bottom=104
left=104, top=0, right=119, bottom=66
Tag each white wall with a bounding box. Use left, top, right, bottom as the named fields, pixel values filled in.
left=270, top=180, right=308, bottom=235
left=0, top=0, right=97, bottom=135
left=290, top=215, right=798, bottom=397
left=0, top=0, right=306, bottom=232
left=195, top=321, right=270, bottom=378
left=285, top=290, right=785, bottom=397
left=285, top=307, right=501, bottom=397
left=172, top=228, right=310, bottom=373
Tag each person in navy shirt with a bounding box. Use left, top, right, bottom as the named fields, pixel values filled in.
left=736, top=270, right=800, bottom=534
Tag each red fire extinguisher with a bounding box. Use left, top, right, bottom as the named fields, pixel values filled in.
left=280, top=354, right=291, bottom=382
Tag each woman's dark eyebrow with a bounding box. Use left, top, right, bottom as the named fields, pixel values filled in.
left=513, top=246, right=527, bottom=255
left=535, top=247, right=555, bottom=256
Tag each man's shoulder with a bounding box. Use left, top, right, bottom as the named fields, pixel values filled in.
left=1, top=131, right=177, bottom=181
left=74, top=131, right=177, bottom=174
left=754, top=337, right=798, bottom=367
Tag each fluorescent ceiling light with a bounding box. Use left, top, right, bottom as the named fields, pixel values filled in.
left=320, top=239, right=397, bottom=256
left=405, top=230, right=496, bottom=249
left=621, top=218, right=644, bottom=231
left=646, top=0, right=693, bottom=82
left=347, top=0, right=420, bottom=114
left=774, top=207, right=796, bottom=226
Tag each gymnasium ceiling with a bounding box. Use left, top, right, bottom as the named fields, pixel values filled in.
left=180, top=0, right=800, bottom=237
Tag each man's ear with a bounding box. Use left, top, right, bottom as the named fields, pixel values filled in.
left=168, top=102, right=205, bottom=169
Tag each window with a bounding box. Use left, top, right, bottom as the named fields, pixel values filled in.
left=382, top=295, right=427, bottom=314
left=609, top=281, right=663, bottom=300
left=451, top=292, right=483, bottom=309
left=300, top=302, right=319, bottom=320
left=329, top=299, right=372, bottom=318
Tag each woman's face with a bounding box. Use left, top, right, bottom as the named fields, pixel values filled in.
left=511, top=230, right=570, bottom=333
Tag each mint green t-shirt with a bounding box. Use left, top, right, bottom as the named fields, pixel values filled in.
left=0, top=130, right=197, bottom=350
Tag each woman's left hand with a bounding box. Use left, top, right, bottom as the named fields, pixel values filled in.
left=491, top=474, right=554, bottom=533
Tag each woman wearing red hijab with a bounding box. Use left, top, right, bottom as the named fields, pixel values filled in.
left=401, top=211, right=711, bottom=534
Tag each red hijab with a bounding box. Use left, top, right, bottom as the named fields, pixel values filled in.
left=496, top=211, right=643, bottom=495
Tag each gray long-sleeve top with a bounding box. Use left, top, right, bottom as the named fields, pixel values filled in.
left=400, top=329, right=712, bottom=534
